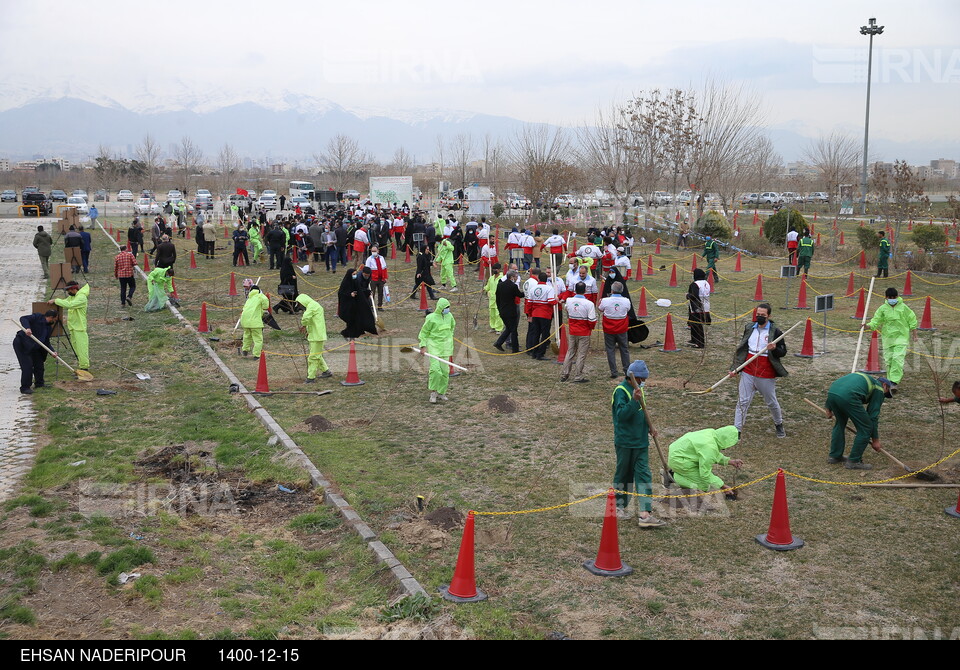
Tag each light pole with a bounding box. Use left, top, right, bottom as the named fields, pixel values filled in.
left=859, top=17, right=884, bottom=215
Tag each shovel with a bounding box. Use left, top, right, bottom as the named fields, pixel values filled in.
left=685, top=320, right=802, bottom=395
left=802, top=397, right=938, bottom=481
left=399, top=346, right=468, bottom=372
left=10, top=319, right=93, bottom=382
left=628, top=371, right=672, bottom=487
left=241, top=390, right=333, bottom=397
left=108, top=361, right=151, bottom=380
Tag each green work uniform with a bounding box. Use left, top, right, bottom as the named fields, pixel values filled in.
left=436, top=239, right=456, bottom=289
left=240, top=289, right=269, bottom=357
left=611, top=381, right=652, bottom=512
left=877, top=238, right=891, bottom=271
left=825, top=373, right=885, bottom=463
left=484, top=273, right=504, bottom=332
left=666, top=426, right=739, bottom=492
left=144, top=266, right=172, bottom=312
left=296, top=294, right=328, bottom=379
left=248, top=226, right=264, bottom=262
left=797, top=235, right=814, bottom=275
left=703, top=239, right=720, bottom=280
left=54, top=284, right=90, bottom=369
left=418, top=298, right=455, bottom=395
left=866, top=298, right=917, bottom=384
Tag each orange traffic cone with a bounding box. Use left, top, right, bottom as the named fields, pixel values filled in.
left=918, top=296, right=936, bottom=331
left=908, top=220, right=913, bottom=231
left=851, top=288, right=865, bottom=319
left=655, top=239, right=661, bottom=255
left=292, top=247, right=298, bottom=263
left=755, top=469, right=804, bottom=551
left=583, top=490, right=633, bottom=577
left=478, top=259, right=486, bottom=282
left=707, top=269, right=715, bottom=293
left=340, top=341, right=365, bottom=386
left=170, top=278, right=178, bottom=300
left=946, top=491, right=960, bottom=519
left=753, top=275, right=764, bottom=301
left=668, top=264, right=678, bottom=288
left=691, top=254, right=697, bottom=272
left=858, top=330, right=885, bottom=374
left=405, top=245, right=411, bottom=263
left=448, top=355, right=461, bottom=378
left=794, top=279, right=809, bottom=309
left=660, top=313, right=680, bottom=352
left=903, top=271, right=913, bottom=296
left=845, top=272, right=856, bottom=297
left=635, top=257, right=643, bottom=280
left=636, top=287, right=649, bottom=318
left=859, top=250, right=866, bottom=269
left=253, top=352, right=270, bottom=393
left=816, top=232, right=821, bottom=246
left=198, top=303, right=210, bottom=333
left=186, top=226, right=191, bottom=239
left=390, top=243, right=396, bottom=259
left=418, top=284, right=429, bottom=311
left=647, top=254, right=654, bottom=276
left=143, top=254, right=150, bottom=271
left=457, top=254, right=464, bottom=276
left=840, top=231, right=845, bottom=245
left=734, top=251, right=742, bottom=272
left=224, top=226, right=230, bottom=239
left=813, top=212, right=817, bottom=221
left=759, top=224, right=764, bottom=237
left=793, top=318, right=819, bottom=358
left=557, top=324, right=568, bottom=363
left=440, top=511, right=488, bottom=602
left=109, top=223, right=113, bottom=235
left=189, top=250, right=197, bottom=269
left=228, top=272, right=238, bottom=297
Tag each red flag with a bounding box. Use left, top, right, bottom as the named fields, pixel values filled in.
left=236, top=188, right=249, bottom=197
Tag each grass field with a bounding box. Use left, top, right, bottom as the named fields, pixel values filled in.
left=2, top=212, right=959, bottom=640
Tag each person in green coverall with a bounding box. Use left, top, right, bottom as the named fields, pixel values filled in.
left=296, top=294, right=332, bottom=381
left=703, top=235, right=720, bottom=283
left=240, top=285, right=270, bottom=358
left=144, top=266, right=173, bottom=312
left=418, top=297, right=455, bottom=404
left=483, top=263, right=504, bottom=333
left=667, top=425, right=743, bottom=495
left=248, top=224, right=264, bottom=264
left=876, top=230, right=891, bottom=278
left=435, top=238, right=457, bottom=291
left=50, top=280, right=90, bottom=370
left=823, top=372, right=892, bottom=470
left=866, top=287, right=917, bottom=388
left=611, top=360, right=666, bottom=528
left=796, top=230, right=814, bottom=276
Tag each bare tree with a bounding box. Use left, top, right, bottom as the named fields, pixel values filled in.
left=216, top=143, right=242, bottom=198
left=434, top=134, right=446, bottom=185
left=749, top=136, right=782, bottom=205
left=618, top=89, right=669, bottom=210
left=508, top=124, right=573, bottom=219
left=578, top=103, right=644, bottom=210
left=803, top=132, right=861, bottom=201
left=871, top=160, right=930, bottom=260
left=451, top=133, right=475, bottom=189
left=391, top=146, right=413, bottom=176
left=172, top=136, right=204, bottom=195
left=313, top=134, right=368, bottom=193
left=135, top=134, right=163, bottom=194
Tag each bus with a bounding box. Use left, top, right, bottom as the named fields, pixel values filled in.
left=289, top=180, right=315, bottom=199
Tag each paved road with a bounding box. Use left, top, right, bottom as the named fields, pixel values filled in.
left=0, top=217, right=53, bottom=501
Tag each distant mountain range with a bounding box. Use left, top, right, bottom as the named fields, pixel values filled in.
left=0, top=84, right=955, bottom=167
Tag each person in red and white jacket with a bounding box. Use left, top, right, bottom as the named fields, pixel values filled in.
left=524, top=272, right=557, bottom=360
left=561, top=281, right=597, bottom=383
left=576, top=242, right=603, bottom=279
left=506, top=227, right=524, bottom=266
left=392, top=215, right=405, bottom=250
left=353, top=224, right=370, bottom=263
left=364, top=245, right=389, bottom=308
left=614, top=247, right=632, bottom=279
left=520, top=230, right=536, bottom=271
left=477, top=219, right=491, bottom=247
left=568, top=264, right=598, bottom=301
left=598, top=281, right=632, bottom=378
left=480, top=240, right=499, bottom=274
left=543, top=229, right=567, bottom=269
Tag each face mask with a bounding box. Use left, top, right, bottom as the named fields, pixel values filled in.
left=442, top=308, right=450, bottom=315
left=887, top=299, right=898, bottom=306
left=756, top=315, right=768, bottom=325
left=608, top=273, right=616, bottom=279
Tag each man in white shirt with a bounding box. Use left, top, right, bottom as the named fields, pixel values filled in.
left=614, top=247, right=632, bottom=279
left=598, top=282, right=633, bottom=378
left=561, top=282, right=598, bottom=383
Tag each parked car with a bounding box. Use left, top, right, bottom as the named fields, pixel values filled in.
left=193, top=195, right=213, bottom=211
left=1, top=190, right=17, bottom=202
left=65, top=196, right=90, bottom=215
left=141, top=189, right=155, bottom=198
left=22, top=192, right=53, bottom=215
left=94, top=189, right=108, bottom=201
left=50, top=189, right=68, bottom=202
left=288, top=196, right=313, bottom=213
left=134, top=198, right=161, bottom=215
left=759, top=191, right=782, bottom=205
left=506, top=194, right=531, bottom=209
left=676, top=190, right=693, bottom=206
left=343, top=190, right=361, bottom=200
left=117, top=189, right=134, bottom=202
left=257, top=195, right=277, bottom=211
left=739, top=193, right=759, bottom=205
left=648, top=191, right=672, bottom=206
left=167, top=190, right=183, bottom=201
left=196, top=189, right=212, bottom=198
left=807, top=192, right=830, bottom=203
left=72, top=189, right=88, bottom=200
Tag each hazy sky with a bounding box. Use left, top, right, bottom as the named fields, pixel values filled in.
left=2, top=0, right=958, bottom=144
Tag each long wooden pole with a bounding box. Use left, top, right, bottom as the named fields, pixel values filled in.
left=851, top=276, right=877, bottom=373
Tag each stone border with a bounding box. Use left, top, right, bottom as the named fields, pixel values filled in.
left=96, top=223, right=427, bottom=597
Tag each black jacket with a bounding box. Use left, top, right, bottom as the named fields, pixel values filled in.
left=14, top=313, right=52, bottom=354
left=732, top=321, right=788, bottom=377
left=265, top=227, right=286, bottom=250
left=495, top=278, right=524, bottom=320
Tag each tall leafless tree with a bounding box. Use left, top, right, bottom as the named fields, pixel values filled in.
left=618, top=89, right=669, bottom=210
left=871, top=160, right=930, bottom=260
left=216, top=143, right=242, bottom=198
left=313, top=134, right=368, bottom=193
left=391, top=146, right=413, bottom=176
left=749, top=136, right=782, bottom=205
left=578, top=103, right=644, bottom=210
left=172, top=136, right=204, bottom=196
left=508, top=124, right=573, bottom=220
left=135, top=134, right=163, bottom=194
left=803, top=132, right=861, bottom=201
left=451, top=133, right=475, bottom=190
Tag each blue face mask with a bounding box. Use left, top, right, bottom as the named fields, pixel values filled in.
left=887, top=298, right=898, bottom=306
left=442, top=308, right=450, bottom=315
